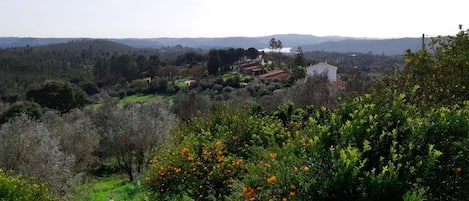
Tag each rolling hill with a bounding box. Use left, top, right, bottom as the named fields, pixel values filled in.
left=33, top=39, right=136, bottom=54
left=0, top=34, right=426, bottom=55
left=302, top=38, right=425, bottom=55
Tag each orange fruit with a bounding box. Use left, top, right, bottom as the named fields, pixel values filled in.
left=270, top=153, right=278, bottom=159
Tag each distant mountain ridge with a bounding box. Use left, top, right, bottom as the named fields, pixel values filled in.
left=0, top=37, right=81, bottom=48
left=0, top=34, right=423, bottom=55
left=302, top=38, right=424, bottom=55
left=113, top=34, right=349, bottom=49
left=33, top=39, right=136, bottom=54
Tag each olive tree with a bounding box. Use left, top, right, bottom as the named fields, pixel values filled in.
left=171, top=91, right=211, bottom=121
left=287, top=74, right=341, bottom=109
left=93, top=101, right=175, bottom=181
left=0, top=115, right=74, bottom=195
left=41, top=110, right=100, bottom=173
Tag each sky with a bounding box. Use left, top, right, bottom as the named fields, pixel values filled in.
left=0, top=0, right=468, bottom=39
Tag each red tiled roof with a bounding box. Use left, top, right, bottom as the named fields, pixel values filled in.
left=259, top=70, right=286, bottom=78
left=258, top=70, right=289, bottom=80
left=250, top=68, right=264, bottom=72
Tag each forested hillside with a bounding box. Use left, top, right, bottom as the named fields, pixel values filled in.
left=0, top=38, right=400, bottom=103
left=1, top=34, right=422, bottom=55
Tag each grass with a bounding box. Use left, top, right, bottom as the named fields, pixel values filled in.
left=72, top=174, right=196, bottom=201
left=119, top=94, right=161, bottom=105
left=88, top=93, right=172, bottom=109
left=73, top=174, right=148, bottom=201
left=222, top=73, right=252, bottom=82
left=175, top=79, right=190, bottom=88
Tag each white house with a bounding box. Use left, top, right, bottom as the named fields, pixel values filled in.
left=306, top=62, right=338, bottom=81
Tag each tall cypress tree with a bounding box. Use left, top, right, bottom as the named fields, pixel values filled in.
left=207, top=49, right=220, bottom=75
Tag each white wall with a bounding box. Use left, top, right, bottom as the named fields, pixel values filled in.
left=306, top=62, right=337, bottom=81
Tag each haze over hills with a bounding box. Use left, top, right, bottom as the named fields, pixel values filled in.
left=0, top=34, right=424, bottom=55
left=301, top=38, right=425, bottom=55
left=33, top=39, right=136, bottom=54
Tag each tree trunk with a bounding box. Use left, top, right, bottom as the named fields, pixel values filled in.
left=127, top=167, right=134, bottom=181
left=136, top=150, right=144, bottom=173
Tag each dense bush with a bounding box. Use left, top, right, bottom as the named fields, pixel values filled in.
left=145, top=105, right=290, bottom=200
left=382, top=28, right=469, bottom=107
left=79, top=81, right=100, bottom=95
left=145, top=92, right=469, bottom=200
left=26, top=80, right=88, bottom=113
left=0, top=101, right=42, bottom=125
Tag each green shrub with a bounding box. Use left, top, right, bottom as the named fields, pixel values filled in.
left=145, top=105, right=289, bottom=200
left=145, top=93, right=469, bottom=200
left=26, top=80, right=87, bottom=113
left=0, top=169, right=56, bottom=201
left=0, top=101, right=42, bottom=124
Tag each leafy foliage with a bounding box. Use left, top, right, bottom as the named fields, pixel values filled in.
left=293, top=46, right=305, bottom=67
left=92, top=101, right=175, bottom=181
left=145, top=91, right=469, bottom=200
left=207, top=49, right=220, bottom=75
left=246, top=47, right=259, bottom=60
left=145, top=105, right=289, bottom=200
left=383, top=28, right=469, bottom=107
left=0, top=169, right=56, bottom=201
left=0, top=101, right=42, bottom=124
left=26, top=80, right=88, bottom=113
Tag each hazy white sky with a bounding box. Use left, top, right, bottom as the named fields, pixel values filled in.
left=0, top=0, right=467, bottom=38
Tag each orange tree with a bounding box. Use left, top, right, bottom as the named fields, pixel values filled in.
left=382, top=28, right=469, bottom=107
left=145, top=94, right=469, bottom=200
left=145, top=89, right=469, bottom=200
left=145, top=105, right=290, bottom=200
left=228, top=92, right=468, bottom=201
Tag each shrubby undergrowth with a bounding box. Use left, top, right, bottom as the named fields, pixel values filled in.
left=0, top=169, right=56, bottom=201
left=146, top=91, right=468, bottom=201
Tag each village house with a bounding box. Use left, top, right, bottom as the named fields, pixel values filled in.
left=239, top=62, right=265, bottom=76
left=142, top=76, right=152, bottom=84
left=306, top=62, right=337, bottom=81
left=306, top=62, right=345, bottom=89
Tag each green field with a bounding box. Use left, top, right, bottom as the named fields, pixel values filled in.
left=89, top=93, right=172, bottom=109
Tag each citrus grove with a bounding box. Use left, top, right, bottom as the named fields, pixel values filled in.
left=144, top=29, right=469, bottom=201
